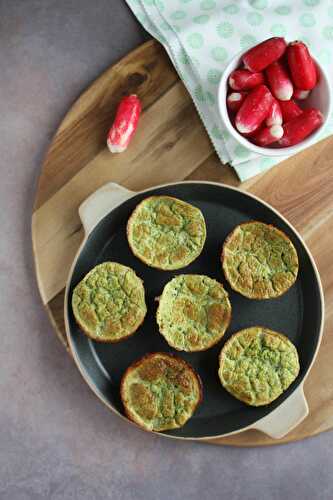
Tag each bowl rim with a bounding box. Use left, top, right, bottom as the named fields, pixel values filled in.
left=218, top=41, right=332, bottom=157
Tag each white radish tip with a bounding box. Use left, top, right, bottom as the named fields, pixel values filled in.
left=294, top=90, right=310, bottom=99
left=235, top=120, right=252, bottom=134
left=228, top=93, right=242, bottom=102
left=270, top=125, right=284, bottom=139
left=276, top=87, right=293, bottom=101
left=107, top=138, right=126, bottom=153
left=266, top=116, right=283, bottom=127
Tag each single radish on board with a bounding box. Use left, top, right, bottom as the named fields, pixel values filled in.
left=227, top=92, right=248, bottom=112
left=107, top=95, right=141, bottom=153
left=235, top=85, right=274, bottom=134
left=278, top=108, right=323, bottom=147
left=266, top=61, right=293, bottom=101
left=279, top=99, right=303, bottom=122
left=252, top=125, right=284, bottom=146
left=266, top=99, right=283, bottom=126
left=243, top=37, right=287, bottom=72
left=228, top=69, right=264, bottom=91
left=287, top=41, right=317, bottom=90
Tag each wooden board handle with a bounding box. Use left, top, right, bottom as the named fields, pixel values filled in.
left=79, top=182, right=135, bottom=235
left=251, top=385, right=309, bottom=439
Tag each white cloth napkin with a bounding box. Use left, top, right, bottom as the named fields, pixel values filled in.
left=125, top=0, right=333, bottom=181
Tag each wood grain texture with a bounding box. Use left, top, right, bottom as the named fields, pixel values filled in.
left=32, top=40, right=333, bottom=446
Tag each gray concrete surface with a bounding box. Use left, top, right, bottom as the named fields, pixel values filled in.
left=1, top=1, right=333, bottom=499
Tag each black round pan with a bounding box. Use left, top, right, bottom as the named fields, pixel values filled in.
left=65, top=182, right=324, bottom=440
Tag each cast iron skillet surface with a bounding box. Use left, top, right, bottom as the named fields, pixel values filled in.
left=67, top=183, right=322, bottom=438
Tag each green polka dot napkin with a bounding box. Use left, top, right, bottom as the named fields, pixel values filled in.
left=125, top=0, right=333, bottom=181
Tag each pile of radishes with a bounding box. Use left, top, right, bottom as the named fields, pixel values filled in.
left=226, top=37, right=323, bottom=148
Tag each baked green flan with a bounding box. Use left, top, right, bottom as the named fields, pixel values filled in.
left=127, top=196, right=206, bottom=270
left=218, top=327, right=300, bottom=406
left=157, top=275, right=232, bottom=352
left=222, top=221, right=299, bottom=299
left=72, top=262, right=147, bottom=342
left=120, top=352, right=202, bottom=431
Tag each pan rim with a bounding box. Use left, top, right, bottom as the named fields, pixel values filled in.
left=64, top=180, right=325, bottom=441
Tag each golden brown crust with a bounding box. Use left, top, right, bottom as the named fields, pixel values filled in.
left=158, top=308, right=232, bottom=353
left=127, top=196, right=206, bottom=271
left=156, top=275, right=232, bottom=352
left=219, top=327, right=295, bottom=365
left=218, top=326, right=300, bottom=406
left=120, top=352, right=203, bottom=432
left=221, top=221, right=299, bottom=300
left=75, top=315, right=146, bottom=344
left=71, top=262, right=147, bottom=342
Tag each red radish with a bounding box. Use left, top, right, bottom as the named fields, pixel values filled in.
left=228, top=69, right=264, bottom=91
left=293, top=88, right=310, bottom=100
left=266, top=61, right=293, bottom=101
left=278, top=108, right=323, bottom=147
left=252, top=125, right=284, bottom=146
left=266, top=99, right=283, bottom=126
left=287, top=41, right=317, bottom=90
left=279, top=99, right=303, bottom=122
left=243, top=37, right=287, bottom=72
left=227, top=92, right=248, bottom=112
left=107, top=95, right=141, bottom=153
left=235, top=85, right=274, bottom=135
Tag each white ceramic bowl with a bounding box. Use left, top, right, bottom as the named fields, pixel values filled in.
left=218, top=43, right=332, bottom=156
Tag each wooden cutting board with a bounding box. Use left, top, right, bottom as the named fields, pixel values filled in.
left=32, top=40, right=333, bottom=446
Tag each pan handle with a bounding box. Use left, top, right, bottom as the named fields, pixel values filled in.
left=251, top=384, right=309, bottom=439
left=79, top=182, right=135, bottom=235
